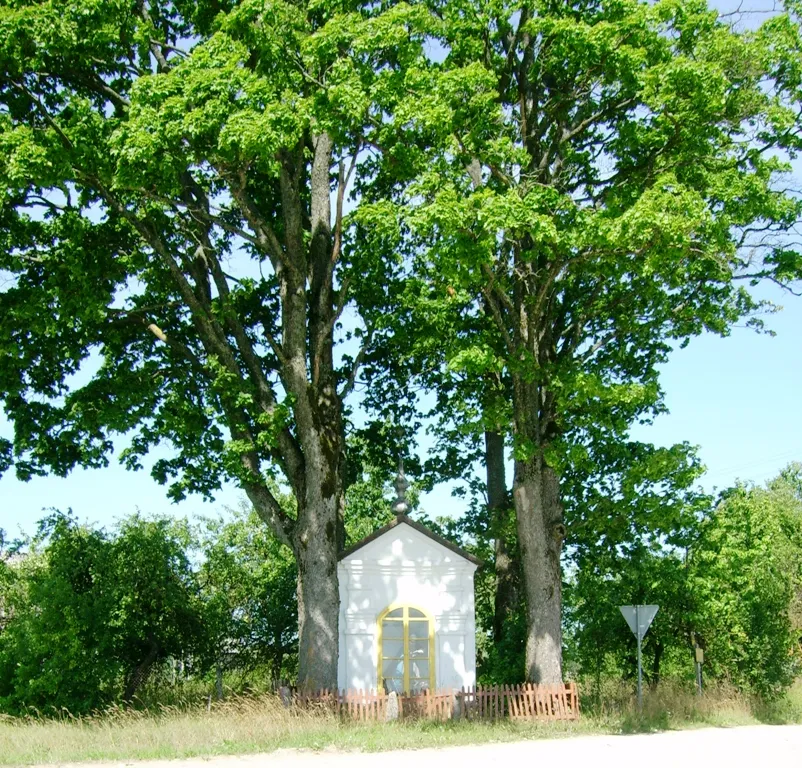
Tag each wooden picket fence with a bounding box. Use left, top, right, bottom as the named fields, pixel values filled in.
left=459, top=683, right=579, bottom=721
left=291, top=682, right=579, bottom=722
left=293, top=687, right=456, bottom=720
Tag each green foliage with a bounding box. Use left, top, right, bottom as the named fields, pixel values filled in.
left=565, top=543, right=695, bottom=693
left=0, top=464, right=403, bottom=712
left=0, top=512, right=205, bottom=715
left=477, top=598, right=528, bottom=684
left=361, top=0, right=802, bottom=466
left=689, top=471, right=802, bottom=695
left=343, top=467, right=398, bottom=545
left=0, top=0, right=441, bottom=690
left=199, top=502, right=298, bottom=683
left=0, top=0, right=434, bottom=503
left=564, top=465, right=802, bottom=698
left=1, top=0, right=802, bottom=700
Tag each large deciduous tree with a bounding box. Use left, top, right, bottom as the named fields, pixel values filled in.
left=362, top=0, right=802, bottom=682
left=0, top=0, right=428, bottom=689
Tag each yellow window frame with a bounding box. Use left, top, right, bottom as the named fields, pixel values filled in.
left=376, top=604, right=435, bottom=693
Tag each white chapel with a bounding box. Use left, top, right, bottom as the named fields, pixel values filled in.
left=337, top=466, right=480, bottom=693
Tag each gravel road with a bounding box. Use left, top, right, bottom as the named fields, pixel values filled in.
left=41, top=724, right=802, bottom=768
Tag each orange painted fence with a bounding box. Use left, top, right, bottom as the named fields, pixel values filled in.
left=292, top=682, right=579, bottom=722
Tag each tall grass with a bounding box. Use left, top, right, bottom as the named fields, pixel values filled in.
left=0, top=694, right=588, bottom=766
left=2, top=681, right=800, bottom=766
left=582, top=678, right=802, bottom=731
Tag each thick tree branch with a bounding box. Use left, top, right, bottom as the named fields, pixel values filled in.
left=340, top=324, right=374, bottom=400
left=227, top=179, right=296, bottom=276
left=482, top=285, right=514, bottom=354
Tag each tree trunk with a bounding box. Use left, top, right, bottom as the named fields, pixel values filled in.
left=485, top=430, right=517, bottom=643
left=215, top=662, right=224, bottom=700
left=272, top=629, right=285, bottom=685
left=295, top=514, right=340, bottom=690
left=513, top=454, right=565, bottom=683
left=274, top=131, right=343, bottom=692
left=292, top=421, right=343, bottom=691
left=651, top=641, right=664, bottom=688
left=123, top=635, right=159, bottom=703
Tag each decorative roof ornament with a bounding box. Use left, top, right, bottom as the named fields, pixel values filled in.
left=391, top=458, right=409, bottom=517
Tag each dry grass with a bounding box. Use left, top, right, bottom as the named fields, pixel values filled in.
left=0, top=694, right=589, bottom=766
left=2, top=681, right=800, bottom=767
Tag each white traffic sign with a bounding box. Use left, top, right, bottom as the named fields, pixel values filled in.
left=619, top=604, right=659, bottom=713
left=620, top=604, right=659, bottom=640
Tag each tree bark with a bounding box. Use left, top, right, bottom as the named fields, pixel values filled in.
left=123, top=635, right=159, bottom=703
left=276, top=131, right=343, bottom=691
left=513, top=453, right=565, bottom=683
left=651, top=641, right=664, bottom=688
left=215, top=662, right=224, bottom=700
left=294, top=480, right=341, bottom=691
left=485, top=430, right=517, bottom=643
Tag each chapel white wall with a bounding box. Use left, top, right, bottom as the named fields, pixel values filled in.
left=337, top=522, right=478, bottom=692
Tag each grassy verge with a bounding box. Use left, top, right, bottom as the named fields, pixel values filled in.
left=578, top=677, right=802, bottom=731
left=2, top=681, right=801, bottom=766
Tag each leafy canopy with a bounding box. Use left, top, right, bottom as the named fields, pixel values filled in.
left=0, top=0, right=431, bottom=534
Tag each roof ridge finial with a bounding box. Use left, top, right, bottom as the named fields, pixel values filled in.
left=391, top=457, right=409, bottom=518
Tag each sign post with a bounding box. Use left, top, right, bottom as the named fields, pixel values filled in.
left=695, top=646, right=704, bottom=696
left=690, top=632, right=704, bottom=696
left=619, top=604, right=659, bottom=713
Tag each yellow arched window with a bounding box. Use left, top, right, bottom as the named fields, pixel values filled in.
left=377, top=604, right=435, bottom=694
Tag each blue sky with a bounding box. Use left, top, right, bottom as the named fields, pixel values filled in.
left=1, top=0, right=801, bottom=539
left=630, top=285, right=802, bottom=491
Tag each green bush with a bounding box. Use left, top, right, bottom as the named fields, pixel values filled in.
left=0, top=513, right=205, bottom=715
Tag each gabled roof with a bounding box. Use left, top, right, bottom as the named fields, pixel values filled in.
left=338, top=514, right=482, bottom=566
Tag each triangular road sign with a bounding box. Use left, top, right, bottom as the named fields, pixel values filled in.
left=619, top=605, right=659, bottom=640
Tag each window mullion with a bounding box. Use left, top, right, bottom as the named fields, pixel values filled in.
left=403, top=607, right=409, bottom=693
